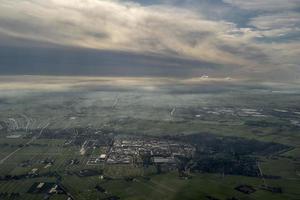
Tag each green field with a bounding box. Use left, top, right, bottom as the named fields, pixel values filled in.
left=0, top=133, right=299, bottom=200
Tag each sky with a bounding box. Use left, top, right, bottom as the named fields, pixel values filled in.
left=0, top=0, right=300, bottom=81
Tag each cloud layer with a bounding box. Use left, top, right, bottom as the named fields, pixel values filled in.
left=0, top=0, right=299, bottom=81
left=223, top=0, right=300, bottom=11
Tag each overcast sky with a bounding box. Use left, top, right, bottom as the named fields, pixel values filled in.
left=0, top=0, right=299, bottom=81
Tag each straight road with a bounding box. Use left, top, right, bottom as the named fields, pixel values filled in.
left=0, top=123, right=49, bottom=165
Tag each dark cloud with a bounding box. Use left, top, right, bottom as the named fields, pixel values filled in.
left=0, top=37, right=221, bottom=77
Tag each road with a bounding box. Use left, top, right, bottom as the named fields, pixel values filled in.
left=257, top=161, right=267, bottom=186
left=0, top=123, right=50, bottom=165
left=170, top=108, right=176, bottom=116
left=112, top=95, right=120, bottom=108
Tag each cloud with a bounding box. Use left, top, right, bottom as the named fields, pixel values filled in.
left=1, top=75, right=269, bottom=98
left=0, top=0, right=299, bottom=81
left=223, top=0, right=300, bottom=11
left=0, top=75, right=238, bottom=94
left=250, top=12, right=300, bottom=30
left=0, top=0, right=260, bottom=67
left=248, top=12, right=300, bottom=39
left=1, top=75, right=299, bottom=98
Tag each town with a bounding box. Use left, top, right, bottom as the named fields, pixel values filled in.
left=85, top=135, right=195, bottom=166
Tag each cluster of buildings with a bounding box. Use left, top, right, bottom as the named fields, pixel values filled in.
left=87, top=135, right=195, bottom=166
